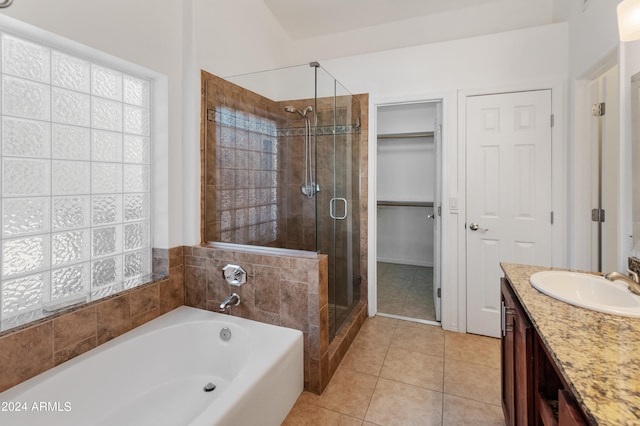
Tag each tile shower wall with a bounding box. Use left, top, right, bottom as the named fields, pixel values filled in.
left=201, top=71, right=369, bottom=264
left=0, top=247, right=183, bottom=393
left=202, top=72, right=289, bottom=247
left=183, top=245, right=331, bottom=393
left=200, top=70, right=370, bottom=392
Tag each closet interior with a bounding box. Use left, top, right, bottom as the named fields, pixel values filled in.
left=376, top=101, right=442, bottom=324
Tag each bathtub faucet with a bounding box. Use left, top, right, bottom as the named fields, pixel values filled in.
left=219, top=293, right=241, bottom=312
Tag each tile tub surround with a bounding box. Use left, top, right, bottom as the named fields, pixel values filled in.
left=0, top=247, right=184, bottom=393
left=0, top=243, right=365, bottom=396
left=502, top=262, right=640, bottom=425
left=184, top=245, right=364, bottom=394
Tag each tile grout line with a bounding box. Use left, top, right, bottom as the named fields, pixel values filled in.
left=361, top=318, right=398, bottom=424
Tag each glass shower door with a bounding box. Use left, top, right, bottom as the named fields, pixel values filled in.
left=315, top=66, right=360, bottom=340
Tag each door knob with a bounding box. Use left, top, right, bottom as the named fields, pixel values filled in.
left=469, top=223, right=488, bottom=232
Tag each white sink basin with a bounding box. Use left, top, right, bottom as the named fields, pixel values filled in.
left=529, top=271, right=640, bottom=318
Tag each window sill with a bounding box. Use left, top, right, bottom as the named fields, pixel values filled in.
left=0, top=272, right=169, bottom=336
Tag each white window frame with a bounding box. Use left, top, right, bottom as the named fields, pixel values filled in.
left=0, top=14, right=168, bottom=329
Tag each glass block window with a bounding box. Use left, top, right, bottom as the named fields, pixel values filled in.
left=0, top=33, right=152, bottom=321
left=214, top=107, right=278, bottom=245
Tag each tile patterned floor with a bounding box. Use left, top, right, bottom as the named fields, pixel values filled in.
left=283, top=316, right=504, bottom=425
left=377, top=262, right=437, bottom=322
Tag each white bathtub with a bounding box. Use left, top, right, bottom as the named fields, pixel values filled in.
left=0, top=306, right=304, bottom=426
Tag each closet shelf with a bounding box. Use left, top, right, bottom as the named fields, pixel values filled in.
left=377, top=131, right=434, bottom=140
left=377, top=201, right=434, bottom=207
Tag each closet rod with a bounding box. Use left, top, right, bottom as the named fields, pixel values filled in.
left=377, top=131, right=434, bottom=139
left=377, top=201, right=434, bottom=207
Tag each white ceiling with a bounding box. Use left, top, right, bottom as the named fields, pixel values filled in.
left=263, top=0, right=503, bottom=39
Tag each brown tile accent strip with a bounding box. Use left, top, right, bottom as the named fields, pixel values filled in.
left=0, top=322, right=53, bottom=391
left=0, top=247, right=184, bottom=393
left=327, top=301, right=367, bottom=388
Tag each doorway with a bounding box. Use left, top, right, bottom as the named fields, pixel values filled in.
left=375, top=101, right=442, bottom=324
left=465, top=90, right=553, bottom=337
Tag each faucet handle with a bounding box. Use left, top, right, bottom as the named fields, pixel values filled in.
left=627, top=269, right=640, bottom=283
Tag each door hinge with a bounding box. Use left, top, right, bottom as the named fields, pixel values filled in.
left=550, top=211, right=554, bottom=225
left=207, top=108, right=216, bottom=122
left=437, top=206, right=441, bottom=216
left=592, top=102, right=606, bottom=117
left=437, top=288, right=441, bottom=298
left=592, top=208, right=605, bottom=223
left=550, top=114, right=554, bottom=127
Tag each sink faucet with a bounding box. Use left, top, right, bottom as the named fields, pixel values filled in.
left=604, top=270, right=640, bottom=296
left=219, top=292, right=241, bottom=312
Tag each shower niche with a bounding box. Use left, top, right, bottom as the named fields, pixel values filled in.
left=376, top=101, right=442, bottom=323
left=201, top=63, right=365, bottom=341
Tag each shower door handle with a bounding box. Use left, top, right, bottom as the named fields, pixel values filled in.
left=330, top=198, right=348, bottom=220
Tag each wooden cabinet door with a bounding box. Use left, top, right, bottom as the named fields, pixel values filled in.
left=501, top=277, right=534, bottom=426
left=501, top=280, right=516, bottom=426
left=558, top=390, right=588, bottom=426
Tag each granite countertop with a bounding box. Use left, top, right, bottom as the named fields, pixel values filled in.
left=501, top=263, right=640, bottom=426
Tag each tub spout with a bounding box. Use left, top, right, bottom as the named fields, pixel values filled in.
left=219, top=293, right=241, bottom=312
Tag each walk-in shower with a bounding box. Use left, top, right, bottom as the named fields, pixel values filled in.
left=201, top=62, right=363, bottom=340
left=284, top=105, right=318, bottom=197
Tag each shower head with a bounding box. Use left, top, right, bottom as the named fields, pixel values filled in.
left=284, top=105, right=313, bottom=118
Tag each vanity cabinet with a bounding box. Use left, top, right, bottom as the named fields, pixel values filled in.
left=501, top=277, right=534, bottom=426
left=501, top=278, right=590, bottom=426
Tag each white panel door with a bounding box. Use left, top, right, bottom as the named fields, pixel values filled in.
left=466, top=90, right=552, bottom=337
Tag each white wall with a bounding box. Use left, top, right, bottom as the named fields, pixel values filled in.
left=188, top=20, right=570, bottom=330
left=564, top=0, right=637, bottom=272
left=285, top=0, right=558, bottom=64
left=0, top=0, right=581, bottom=332
left=315, top=23, right=569, bottom=330
left=567, top=0, right=620, bottom=79
left=1, top=0, right=184, bottom=248
left=194, top=0, right=291, bottom=78
left=319, top=23, right=568, bottom=102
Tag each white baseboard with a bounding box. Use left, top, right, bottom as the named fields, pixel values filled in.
left=376, top=257, right=433, bottom=267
